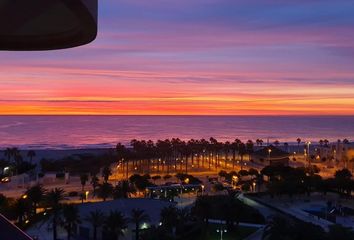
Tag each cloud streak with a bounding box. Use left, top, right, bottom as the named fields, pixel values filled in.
left=0, top=0, right=353, bottom=115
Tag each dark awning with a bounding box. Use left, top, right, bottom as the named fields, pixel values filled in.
left=0, top=0, right=97, bottom=50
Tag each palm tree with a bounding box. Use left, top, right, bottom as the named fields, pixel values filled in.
left=0, top=193, right=9, bottom=212
left=4, top=147, right=12, bottom=162
left=12, top=197, right=30, bottom=226
left=296, top=138, right=301, bottom=153
left=102, top=166, right=112, bottom=183
left=90, top=174, right=99, bottom=197
left=12, top=147, right=21, bottom=165
left=113, top=180, right=135, bottom=199
left=130, top=208, right=150, bottom=240
left=85, top=210, right=106, bottom=240
left=62, top=204, right=81, bottom=240
left=104, top=211, right=128, bottom=240
left=26, top=184, right=46, bottom=215
left=246, top=140, right=254, bottom=161
left=262, top=215, right=294, bottom=240
left=160, top=206, right=178, bottom=235
left=151, top=175, right=161, bottom=184
left=97, top=182, right=113, bottom=201
left=238, top=142, right=246, bottom=170
left=80, top=173, right=89, bottom=203
left=46, top=188, right=65, bottom=240
left=232, top=139, right=241, bottom=169
left=27, top=150, right=36, bottom=163
left=284, top=142, right=289, bottom=153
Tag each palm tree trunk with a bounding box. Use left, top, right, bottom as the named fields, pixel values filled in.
left=81, top=185, right=84, bottom=203
left=67, top=225, right=71, bottom=240
left=93, top=226, right=97, bottom=240
left=53, top=215, right=57, bottom=240
left=136, top=223, right=139, bottom=240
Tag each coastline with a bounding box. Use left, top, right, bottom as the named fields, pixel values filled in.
left=1, top=142, right=353, bottom=163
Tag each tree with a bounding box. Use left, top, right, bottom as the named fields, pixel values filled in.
left=238, top=143, right=246, bottom=170
left=104, top=211, right=128, bottom=240
left=296, top=138, right=301, bottom=153
left=262, top=215, right=294, bottom=240
left=193, top=196, right=212, bottom=226
left=26, top=184, right=46, bottom=215
left=327, top=224, right=354, bottom=240
left=129, top=174, right=150, bottom=192
left=27, top=150, right=36, bottom=163
left=62, top=204, right=81, bottom=240
left=12, top=198, right=30, bottom=226
left=90, top=174, right=99, bottom=197
left=80, top=173, right=89, bottom=203
left=0, top=193, right=9, bottom=212
left=163, top=174, right=172, bottom=181
left=130, top=208, right=150, bottom=240
left=160, top=206, right=178, bottom=235
left=263, top=215, right=325, bottom=240
left=335, top=168, right=352, bottom=180
left=151, top=175, right=161, bottom=183
left=97, top=182, right=113, bottom=201
left=46, top=188, right=65, bottom=240
left=334, top=168, right=352, bottom=194
left=284, top=142, right=289, bottom=152
left=113, top=180, right=135, bottom=199
left=248, top=168, right=259, bottom=177
left=85, top=210, right=106, bottom=240
left=102, top=166, right=112, bottom=183
left=4, top=147, right=12, bottom=162
left=218, top=170, right=228, bottom=180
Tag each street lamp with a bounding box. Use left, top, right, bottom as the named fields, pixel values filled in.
left=216, top=228, right=227, bottom=240
left=306, top=141, right=311, bottom=166
left=268, top=148, right=272, bottom=162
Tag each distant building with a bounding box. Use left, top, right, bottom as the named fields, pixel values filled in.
left=0, top=214, right=33, bottom=240
left=77, top=198, right=174, bottom=240
left=252, top=145, right=290, bottom=166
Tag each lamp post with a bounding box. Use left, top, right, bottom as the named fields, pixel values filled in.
left=216, top=228, right=227, bottom=240
left=306, top=141, right=311, bottom=166
left=268, top=148, right=272, bottom=162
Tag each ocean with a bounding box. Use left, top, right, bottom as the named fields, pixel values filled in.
left=0, top=116, right=353, bottom=149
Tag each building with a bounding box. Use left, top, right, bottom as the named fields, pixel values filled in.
left=77, top=198, right=174, bottom=240
left=0, top=213, right=33, bottom=240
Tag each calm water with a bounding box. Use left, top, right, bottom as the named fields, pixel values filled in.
left=0, top=116, right=353, bottom=149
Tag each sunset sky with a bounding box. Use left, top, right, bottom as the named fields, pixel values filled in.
left=0, top=0, right=354, bottom=115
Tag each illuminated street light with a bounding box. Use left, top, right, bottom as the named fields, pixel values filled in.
left=306, top=141, right=311, bottom=166
left=216, top=228, right=227, bottom=240
left=268, top=148, right=272, bottom=161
